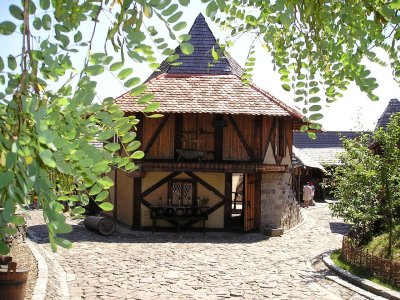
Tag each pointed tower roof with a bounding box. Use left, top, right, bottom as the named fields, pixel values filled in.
left=376, top=98, right=400, bottom=130
left=116, top=14, right=302, bottom=121
left=148, top=13, right=243, bottom=80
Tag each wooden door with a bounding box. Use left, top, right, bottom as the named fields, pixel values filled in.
left=244, top=174, right=256, bottom=232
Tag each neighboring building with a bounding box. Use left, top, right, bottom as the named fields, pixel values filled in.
left=111, top=14, right=303, bottom=232
left=292, top=131, right=364, bottom=201
left=293, top=98, right=400, bottom=202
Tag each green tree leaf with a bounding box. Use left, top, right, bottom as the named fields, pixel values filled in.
left=0, top=172, right=14, bottom=190
left=206, top=1, right=218, bottom=18
left=99, top=202, right=113, bottom=211
left=7, top=55, right=17, bottom=70
left=180, top=42, right=194, bottom=55
left=110, top=61, right=124, bottom=71
left=89, top=184, right=102, bottom=196
left=118, top=68, right=133, bottom=80
left=178, top=0, right=190, bottom=6
left=173, top=21, right=187, bottom=31
left=97, top=129, right=115, bottom=141
left=0, top=21, right=16, bottom=36
left=131, top=85, right=148, bottom=97
left=9, top=5, right=23, bottom=20
left=124, top=77, right=141, bottom=88
left=144, top=102, right=160, bottom=113
left=39, top=149, right=56, bottom=168
left=104, top=143, right=120, bottom=152
left=85, top=65, right=104, bottom=76
left=131, top=151, right=145, bottom=159
left=95, top=190, right=109, bottom=202
left=40, top=0, right=50, bottom=10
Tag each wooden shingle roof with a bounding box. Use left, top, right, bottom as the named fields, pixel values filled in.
left=293, top=131, right=367, bottom=167
left=116, top=13, right=302, bottom=120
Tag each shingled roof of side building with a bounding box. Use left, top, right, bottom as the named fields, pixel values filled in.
left=292, top=131, right=368, bottom=167
left=115, top=13, right=302, bottom=121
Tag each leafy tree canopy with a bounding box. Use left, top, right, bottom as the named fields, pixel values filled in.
left=207, top=0, right=400, bottom=132
left=329, top=113, right=400, bottom=256
left=0, top=0, right=193, bottom=254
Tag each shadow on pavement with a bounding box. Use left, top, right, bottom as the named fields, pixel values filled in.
left=28, top=224, right=269, bottom=245
left=329, top=222, right=350, bottom=235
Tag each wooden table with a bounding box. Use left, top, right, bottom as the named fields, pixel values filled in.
left=149, top=206, right=208, bottom=237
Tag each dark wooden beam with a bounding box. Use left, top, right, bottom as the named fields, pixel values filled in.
left=254, top=115, right=263, bottom=163
left=224, top=173, right=232, bottom=229
left=214, top=114, right=225, bottom=161
left=279, top=118, right=286, bottom=158
left=254, top=173, right=261, bottom=231
left=185, top=172, right=225, bottom=200
left=137, top=161, right=262, bottom=173
left=263, top=117, right=276, bottom=163
left=140, top=172, right=180, bottom=199
left=136, top=113, right=144, bottom=144
left=143, top=114, right=171, bottom=154
left=141, top=198, right=153, bottom=207
left=174, top=113, right=183, bottom=161
left=133, top=177, right=142, bottom=228
left=227, top=115, right=255, bottom=161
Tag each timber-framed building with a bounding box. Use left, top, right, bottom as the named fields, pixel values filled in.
left=111, top=14, right=303, bottom=232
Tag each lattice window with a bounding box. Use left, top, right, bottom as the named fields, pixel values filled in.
left=171, top=182, right=182, bottom=205
left=182, top=183, right=193, bottom=205
left=169, top=180, right=196, bottom=206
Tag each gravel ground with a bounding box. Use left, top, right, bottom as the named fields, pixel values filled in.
left=9, top=241, right=38, bottom=299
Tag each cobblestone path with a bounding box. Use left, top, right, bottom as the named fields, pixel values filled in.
left=28, top=203, right=369, bottom=299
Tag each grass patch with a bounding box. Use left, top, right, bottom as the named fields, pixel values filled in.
left=330, top=249, right=400, bottom=292
left=364, top=225, right=400, bottom=262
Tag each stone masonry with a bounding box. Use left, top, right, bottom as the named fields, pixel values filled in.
left=260, top=172, right=302, bottom=231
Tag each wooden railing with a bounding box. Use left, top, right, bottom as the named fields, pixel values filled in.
left=341, top=237, right=400, bottom=287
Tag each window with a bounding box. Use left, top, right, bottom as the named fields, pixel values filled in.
left=168, top=179, right=196, bottom=206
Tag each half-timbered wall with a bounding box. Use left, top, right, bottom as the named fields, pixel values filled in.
left=139, top=113, right=293, bottom=164
left=114, top=112, right=298, bottom=231
left=139, top=171, right=224, bottom=228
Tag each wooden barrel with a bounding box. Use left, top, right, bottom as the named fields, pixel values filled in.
left=0, top=265, right=28, bottom=300
left=84, top=216, right=116, bottom=236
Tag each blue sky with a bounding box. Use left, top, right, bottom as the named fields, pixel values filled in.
left=1, top=0, right=399, bottom=131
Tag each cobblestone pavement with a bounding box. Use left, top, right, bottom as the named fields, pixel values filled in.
left=28, top=203, right=370, bottom=300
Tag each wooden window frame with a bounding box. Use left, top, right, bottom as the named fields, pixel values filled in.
left=168, top=179, right=197, bottom=207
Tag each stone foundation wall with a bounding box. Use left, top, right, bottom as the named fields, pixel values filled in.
left=260, top=173, right=302, bottom=232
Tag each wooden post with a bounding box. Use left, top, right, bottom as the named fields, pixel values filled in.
left=254, top=115, right=263, bottom=163
left=213, top=114, right=225, bottom=162
left=174, top=113, right=183, bottom=161
left=254, top=172, right=261, bottom=231
left=224, top=173, right=232, bottom=229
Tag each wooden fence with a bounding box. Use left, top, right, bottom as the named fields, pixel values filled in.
left=341, top=237, right=400, bottom=287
